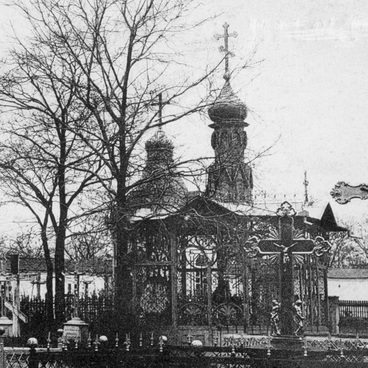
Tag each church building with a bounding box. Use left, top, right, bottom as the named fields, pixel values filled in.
left=123, top=24, right=345, bottom=344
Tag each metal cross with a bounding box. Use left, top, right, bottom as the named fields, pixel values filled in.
left=246, top=202, right=330, bottom=336
left=214, top=22, right=238, bottom=81
left=151, top=92, right=170, bottom=126
left=331, top=181, right=368, bottom=204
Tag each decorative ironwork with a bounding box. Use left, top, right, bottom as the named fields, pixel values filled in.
left=179, top=302, right=207, bottom=326
left=6, top=338, right=368, bottom=368
left=331, top=181, right=368, bottom=204
left=136, top=234, right=170, bottom=263
left=313, top=236, right=331, bottom=257
left=139, top=276, right=169, bottom=314
left=276, top=201, right=297, bottom=217
left=6, top=349, right=30, bottom=368
left=213, top=302, right=243, bottom=327
left=136, top=266, right=171, bottom=322
left=249, top=258, right=280, bottom=333
left=242, top=202, right=332, bottom=335
left=127, top=199, right=333, bottom=336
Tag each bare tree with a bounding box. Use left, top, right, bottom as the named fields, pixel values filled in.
left=328, top=230, right=368, bottom=268
left=0, top=0, right=225, bottom=326
left=0, top=105, right=102, bottom=324
left=0, top=28, right=104, bottom=323
left=66, top=214, right=111, bottom=262
left=7, top=230, right=44, bottom=258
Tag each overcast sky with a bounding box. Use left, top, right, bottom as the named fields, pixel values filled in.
left=168, top=0, right=368, bottom=225
left=0, top=0, right=368, bottom=234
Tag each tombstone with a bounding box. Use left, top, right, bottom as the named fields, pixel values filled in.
left=0, top=316, right=13, bottom=337
left=63, top=317, right=88, bottom=345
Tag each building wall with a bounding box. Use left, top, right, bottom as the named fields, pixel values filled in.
left=328, top=278, right=368, bottom=300
left=17, top=273, right=106, bottom=299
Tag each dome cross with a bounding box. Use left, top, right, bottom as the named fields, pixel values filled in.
left=214, top=22, right=238, bottom=81
left=151, top=92, right=170, bottom=127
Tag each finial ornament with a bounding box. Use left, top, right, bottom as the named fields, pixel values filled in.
left=214, top=22, right=238, bottom=81
left=276, top=201, right=296, bottom=217
left=303, top=171, right=309, bottom=205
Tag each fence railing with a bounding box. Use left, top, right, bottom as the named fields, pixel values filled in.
left=3, top=335, right=368, bottom=368
left=20, top=293, right=114, bottom=323
left=339, top=300, right=368, bottom=319
left=19, top=294, right=114, bottom=339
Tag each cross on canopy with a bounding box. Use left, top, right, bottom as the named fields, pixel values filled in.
left=245, top=201, right=331, bottom=336
left=214, top=22, right=238, bottom=81
left=256, top=239, right=315, bottom=255
left=250, top=202, right=329, bottom=257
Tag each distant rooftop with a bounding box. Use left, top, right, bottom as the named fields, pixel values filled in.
left=328, top=268, right=368, bottom=279
left=2, top=257, right=112, bottom=275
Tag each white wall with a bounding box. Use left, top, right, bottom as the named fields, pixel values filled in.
left=328, top=278, right=368, bottom=301
left=18, top=273, right=106, bottom=299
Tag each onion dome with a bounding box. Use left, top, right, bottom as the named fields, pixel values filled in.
left=208, top=81, right=247, bottom=124
left=145, top=128, right=174, bottom=168
left=145, top=127, right=174, bottom=151
left=129, top=127, right=187, bottom=214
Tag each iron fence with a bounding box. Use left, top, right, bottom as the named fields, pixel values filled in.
left=339, top=300, right=368, bottom=319
left=338, top=300, right=368, bottom=336
left=3, top=335, right=368, bottom=368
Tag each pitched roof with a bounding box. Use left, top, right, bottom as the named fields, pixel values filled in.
left=3, top=257, right=112, bottom=275
left=130, top=195, right=347, bottom=232
left=204, top=198, right=346, bottom=232
left=328, top=268, right=368, bottom=279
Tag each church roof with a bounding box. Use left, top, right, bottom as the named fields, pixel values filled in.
left=145, top=127, right=174, bottom=150
left=208, top=81, right=248, bottom=125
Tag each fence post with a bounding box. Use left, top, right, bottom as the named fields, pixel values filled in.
left=328, top=296, right=340, bottom=334
left=28, top=338, right=38, bottom=368
left=0, top=328, right=5, bottom=368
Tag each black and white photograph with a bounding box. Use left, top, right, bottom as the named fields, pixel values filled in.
left=0, top=0, right=367, bottom=366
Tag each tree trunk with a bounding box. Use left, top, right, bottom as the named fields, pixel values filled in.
left=54, top=232, right=66, bottom=325
left=114, top=181, right=134, bottom=330
left=54, top=126, right=67, bottom=324
left=41, top=227, right=54, bottom=327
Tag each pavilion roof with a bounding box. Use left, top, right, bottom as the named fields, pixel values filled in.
left=211, top=199, right=346, bottom=232
left=129, top=195, right=347, bottom=232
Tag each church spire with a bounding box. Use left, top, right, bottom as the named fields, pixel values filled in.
left=304, top=171, right=309, bottom=206
left=206, top=23, right=253, bottom=204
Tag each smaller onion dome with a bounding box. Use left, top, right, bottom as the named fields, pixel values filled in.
left=208, top=81, right=247, bottom=124
left=145, top=128, right=174, bottom=151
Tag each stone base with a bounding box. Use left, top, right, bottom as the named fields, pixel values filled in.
left=271, top=335, right=304, bottom=351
